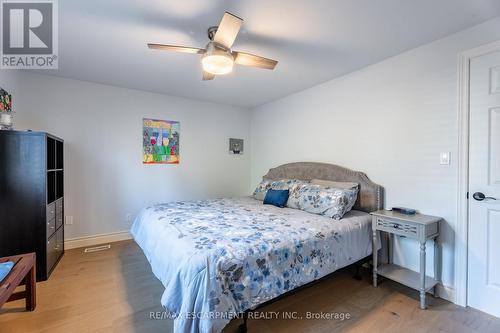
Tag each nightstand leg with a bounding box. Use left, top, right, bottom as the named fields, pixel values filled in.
left=434, top=237, right=440, bottom=297
left=373, top=230, right=378, bottom=287
left=388, top=233, right=393, bottom=264
left=420, top=241, right=426, bottom=309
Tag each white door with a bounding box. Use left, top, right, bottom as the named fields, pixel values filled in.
left=468, top=49, right=500, bottom=317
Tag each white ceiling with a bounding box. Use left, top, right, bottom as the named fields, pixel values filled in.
left=43, top=0, right=500, bottom=107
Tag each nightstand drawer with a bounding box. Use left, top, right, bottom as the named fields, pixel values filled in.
left=376, top=218, right=418, bottom=238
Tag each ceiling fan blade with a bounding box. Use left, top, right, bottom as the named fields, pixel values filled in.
left=148, top=43, right=205, bottom=54
left=213, top=12, right=243, bottom=49
left=232, top=51, right=278, bottom=70
left=202, top=71, right=215, bottom=81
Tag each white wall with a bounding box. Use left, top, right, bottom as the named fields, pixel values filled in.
left=250, top=17, right=500, bottom=295
left=0, top=71, right=251, bottom=240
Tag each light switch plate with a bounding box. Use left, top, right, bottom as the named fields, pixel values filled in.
left=440, top=152, right=451, bottom=165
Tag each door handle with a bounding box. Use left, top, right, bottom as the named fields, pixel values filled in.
left=473, top=192, right=497, bottom=201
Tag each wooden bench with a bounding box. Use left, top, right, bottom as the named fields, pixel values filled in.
left=0, top=253, right=36, bottom=311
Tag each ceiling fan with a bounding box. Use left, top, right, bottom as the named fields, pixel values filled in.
left=147, top=12, right=278, bottom=80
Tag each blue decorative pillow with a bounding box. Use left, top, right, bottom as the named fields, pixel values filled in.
left=263, top=189, right=290, bottom=208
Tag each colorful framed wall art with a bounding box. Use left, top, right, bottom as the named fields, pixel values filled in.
left=143, top=118, right=180, bottom=164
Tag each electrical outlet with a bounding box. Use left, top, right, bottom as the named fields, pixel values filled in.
left=65, top=216, right=74, bottom=225
left=126, top=213, right=132, bottom=224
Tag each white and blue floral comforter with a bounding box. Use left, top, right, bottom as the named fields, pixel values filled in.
left=131, top=197, right=373, bottom=333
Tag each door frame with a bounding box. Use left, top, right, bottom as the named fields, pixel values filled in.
left=456, top=40, right=500, bottom=307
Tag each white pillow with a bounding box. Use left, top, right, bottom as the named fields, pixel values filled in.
left=253, top=180, right=272, bottom=201
left=296, top=184, right=358, bottom=220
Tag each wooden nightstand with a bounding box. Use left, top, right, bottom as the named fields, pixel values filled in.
left=371, top=210, right=441, bottom=309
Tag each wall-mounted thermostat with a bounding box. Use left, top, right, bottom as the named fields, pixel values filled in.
left=229, top=138, right=244, bottom=155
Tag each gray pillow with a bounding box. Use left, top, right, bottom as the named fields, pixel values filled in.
left=310, top=179, right=359, bottom=190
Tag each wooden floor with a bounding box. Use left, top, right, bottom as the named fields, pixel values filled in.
left=1, top=240, right=499, bottom=333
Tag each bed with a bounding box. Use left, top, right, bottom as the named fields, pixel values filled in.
left=131, top=162, right=384, bottom=333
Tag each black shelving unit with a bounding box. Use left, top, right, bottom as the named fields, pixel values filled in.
left=0, top=130, right=64, bottom=281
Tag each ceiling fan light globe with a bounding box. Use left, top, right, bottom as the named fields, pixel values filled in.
left=202, top=54, right=234, bottom=75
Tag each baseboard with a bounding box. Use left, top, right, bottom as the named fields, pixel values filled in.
left=436, top=283, right=455, bottom=303
left=65, top=230, right=132, bottom=250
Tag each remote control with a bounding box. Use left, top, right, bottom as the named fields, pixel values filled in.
left=391, top=207, right=417, bottom=215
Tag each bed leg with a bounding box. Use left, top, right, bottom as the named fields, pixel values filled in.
left=239, top=311, right=248, bottom=333
left=354, top=264, right=362, bottom=280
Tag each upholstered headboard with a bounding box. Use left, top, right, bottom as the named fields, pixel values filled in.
left=262, top=162, right=384, bottom=213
